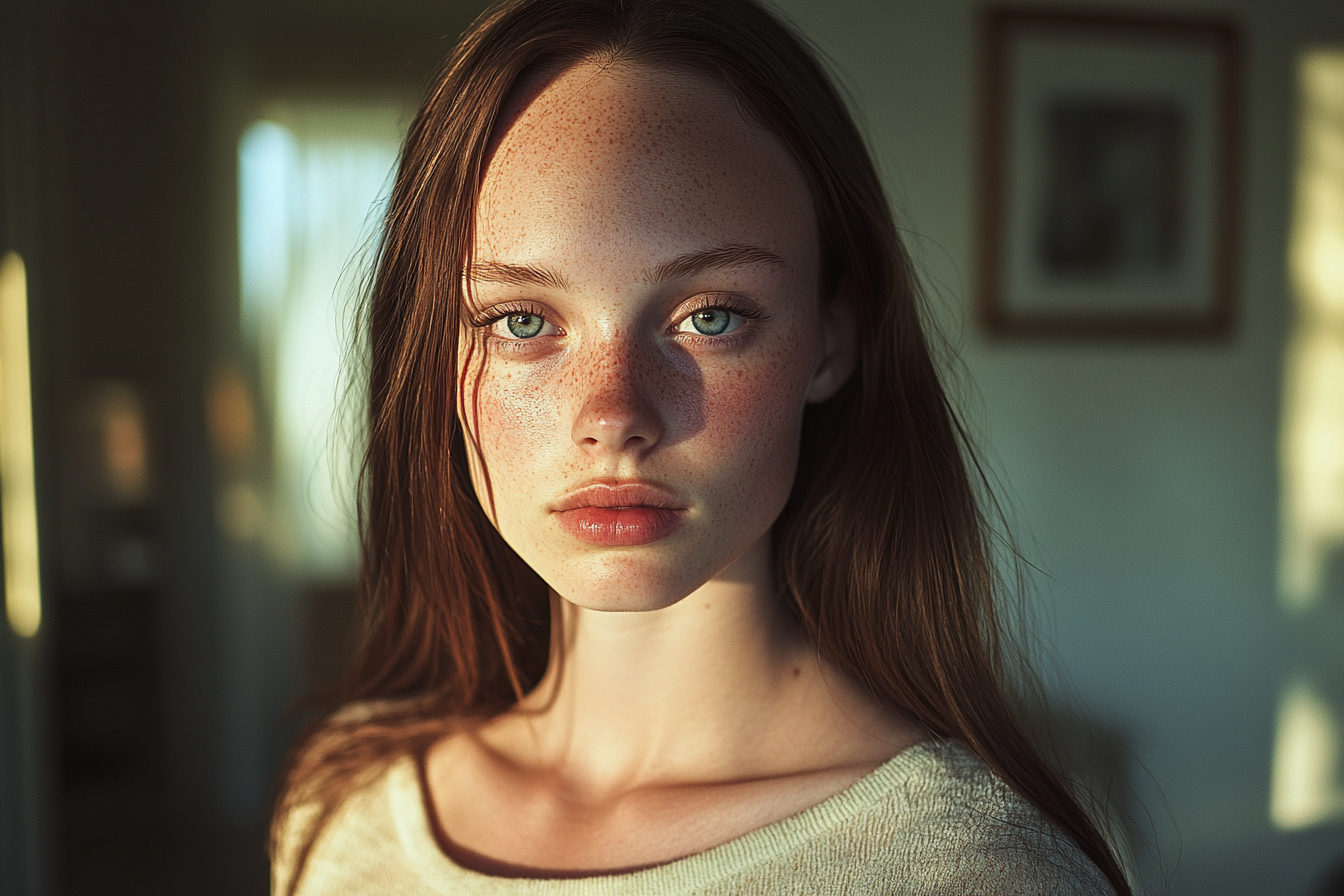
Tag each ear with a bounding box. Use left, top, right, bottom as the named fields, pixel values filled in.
left=805, top=296, right=856, bottom=404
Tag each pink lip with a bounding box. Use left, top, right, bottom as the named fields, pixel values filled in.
left=552, top=482, right=686, bottom=546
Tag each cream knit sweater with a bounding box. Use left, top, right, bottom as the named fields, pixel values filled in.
left=274, top=740, right=1115, bottom=895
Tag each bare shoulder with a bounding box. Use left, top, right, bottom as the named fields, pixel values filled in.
left=892, top=742, right=1118, bottom=896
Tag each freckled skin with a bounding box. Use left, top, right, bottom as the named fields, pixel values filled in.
left=462, top=62, right=846, bottom=611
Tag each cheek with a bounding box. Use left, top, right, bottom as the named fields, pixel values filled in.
left=469, top=366, right=554, bottom=469
left=457, top=356, right=555, bottom=523
left=698, top=344, right=815, bottom=510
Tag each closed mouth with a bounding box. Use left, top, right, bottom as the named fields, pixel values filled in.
left=551, top=481, right=686, bottom=547
left=551, top=481, right=685, bottom=512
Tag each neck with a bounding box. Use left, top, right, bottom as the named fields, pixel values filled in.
left=511, top=537, right=824, bottom=790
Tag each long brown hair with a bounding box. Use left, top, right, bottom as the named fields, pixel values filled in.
left=272, top=1, right=1132, bottom=893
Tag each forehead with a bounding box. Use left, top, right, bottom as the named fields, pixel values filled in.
left=474, top=61, right=817, bottom=278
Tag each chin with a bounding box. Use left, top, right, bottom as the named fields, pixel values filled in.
left=556, top=591, right=682, bottom=613
left=542, top=554, right=710, bottom=613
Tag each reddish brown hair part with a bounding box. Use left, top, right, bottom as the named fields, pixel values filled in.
left=271, top=2, right=1132, bottom=894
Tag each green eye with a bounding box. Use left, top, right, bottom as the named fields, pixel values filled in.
left=506, top=313, right=545, bottom=338
left=689, top=309, right=732, bottom=336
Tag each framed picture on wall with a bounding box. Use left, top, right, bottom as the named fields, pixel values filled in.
left=976, top=8, right=1242, bottom=339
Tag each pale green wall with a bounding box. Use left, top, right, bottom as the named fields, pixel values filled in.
left=770, top=0, right=1344, bottom=892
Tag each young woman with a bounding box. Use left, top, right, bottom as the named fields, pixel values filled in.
left=271, top=0, right=1130, bottom=893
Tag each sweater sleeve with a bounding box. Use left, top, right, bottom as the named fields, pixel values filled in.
left=903, top=745, right=1118, bottom=896
left=271, top=800, right=321, bottom=896
left=916, top=820, right=1117, bottom=895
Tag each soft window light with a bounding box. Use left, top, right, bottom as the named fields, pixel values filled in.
left=1271, top=678, right=1344, bottom=829
left=1, top=251, right=41, bottom=638
left=1271, top=48, right=1344, bottom=834
left=1282, top=51, right=1344, bottom=611
left=237, top=106, right=403, bottom=579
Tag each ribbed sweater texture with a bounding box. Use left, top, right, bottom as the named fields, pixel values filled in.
left=275, top=740, right=1114, bottom=895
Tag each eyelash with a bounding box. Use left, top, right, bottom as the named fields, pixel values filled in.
left=468, top=295, right=770, bottom=343
left=468, top=301, right=550, bottom=332
left=672, top=296, right=768, bottom=336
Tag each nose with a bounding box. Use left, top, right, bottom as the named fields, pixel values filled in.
left=570, top=340, right=663, bottom=456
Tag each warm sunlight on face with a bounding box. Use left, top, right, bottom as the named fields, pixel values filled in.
left=458, top=62, right=849, bottom=612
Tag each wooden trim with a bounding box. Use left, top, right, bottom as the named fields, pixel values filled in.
left=975, top=6, right=1243, bottom=340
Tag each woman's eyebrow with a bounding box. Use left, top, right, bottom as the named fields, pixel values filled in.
left=466, top=244, right=785, bottom=291
left=466, top=261, right=572, bottom=292
left=645, top=244, right=787, bottom=283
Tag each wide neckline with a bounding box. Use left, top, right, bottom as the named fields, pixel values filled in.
left=387, top=739, right=948, bottom=895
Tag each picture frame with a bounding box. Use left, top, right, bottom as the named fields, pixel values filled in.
left=976, top=7, right=1242, bottom=339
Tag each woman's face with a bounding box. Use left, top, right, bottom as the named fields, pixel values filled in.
left=461, top=61, right=852, bottom=611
